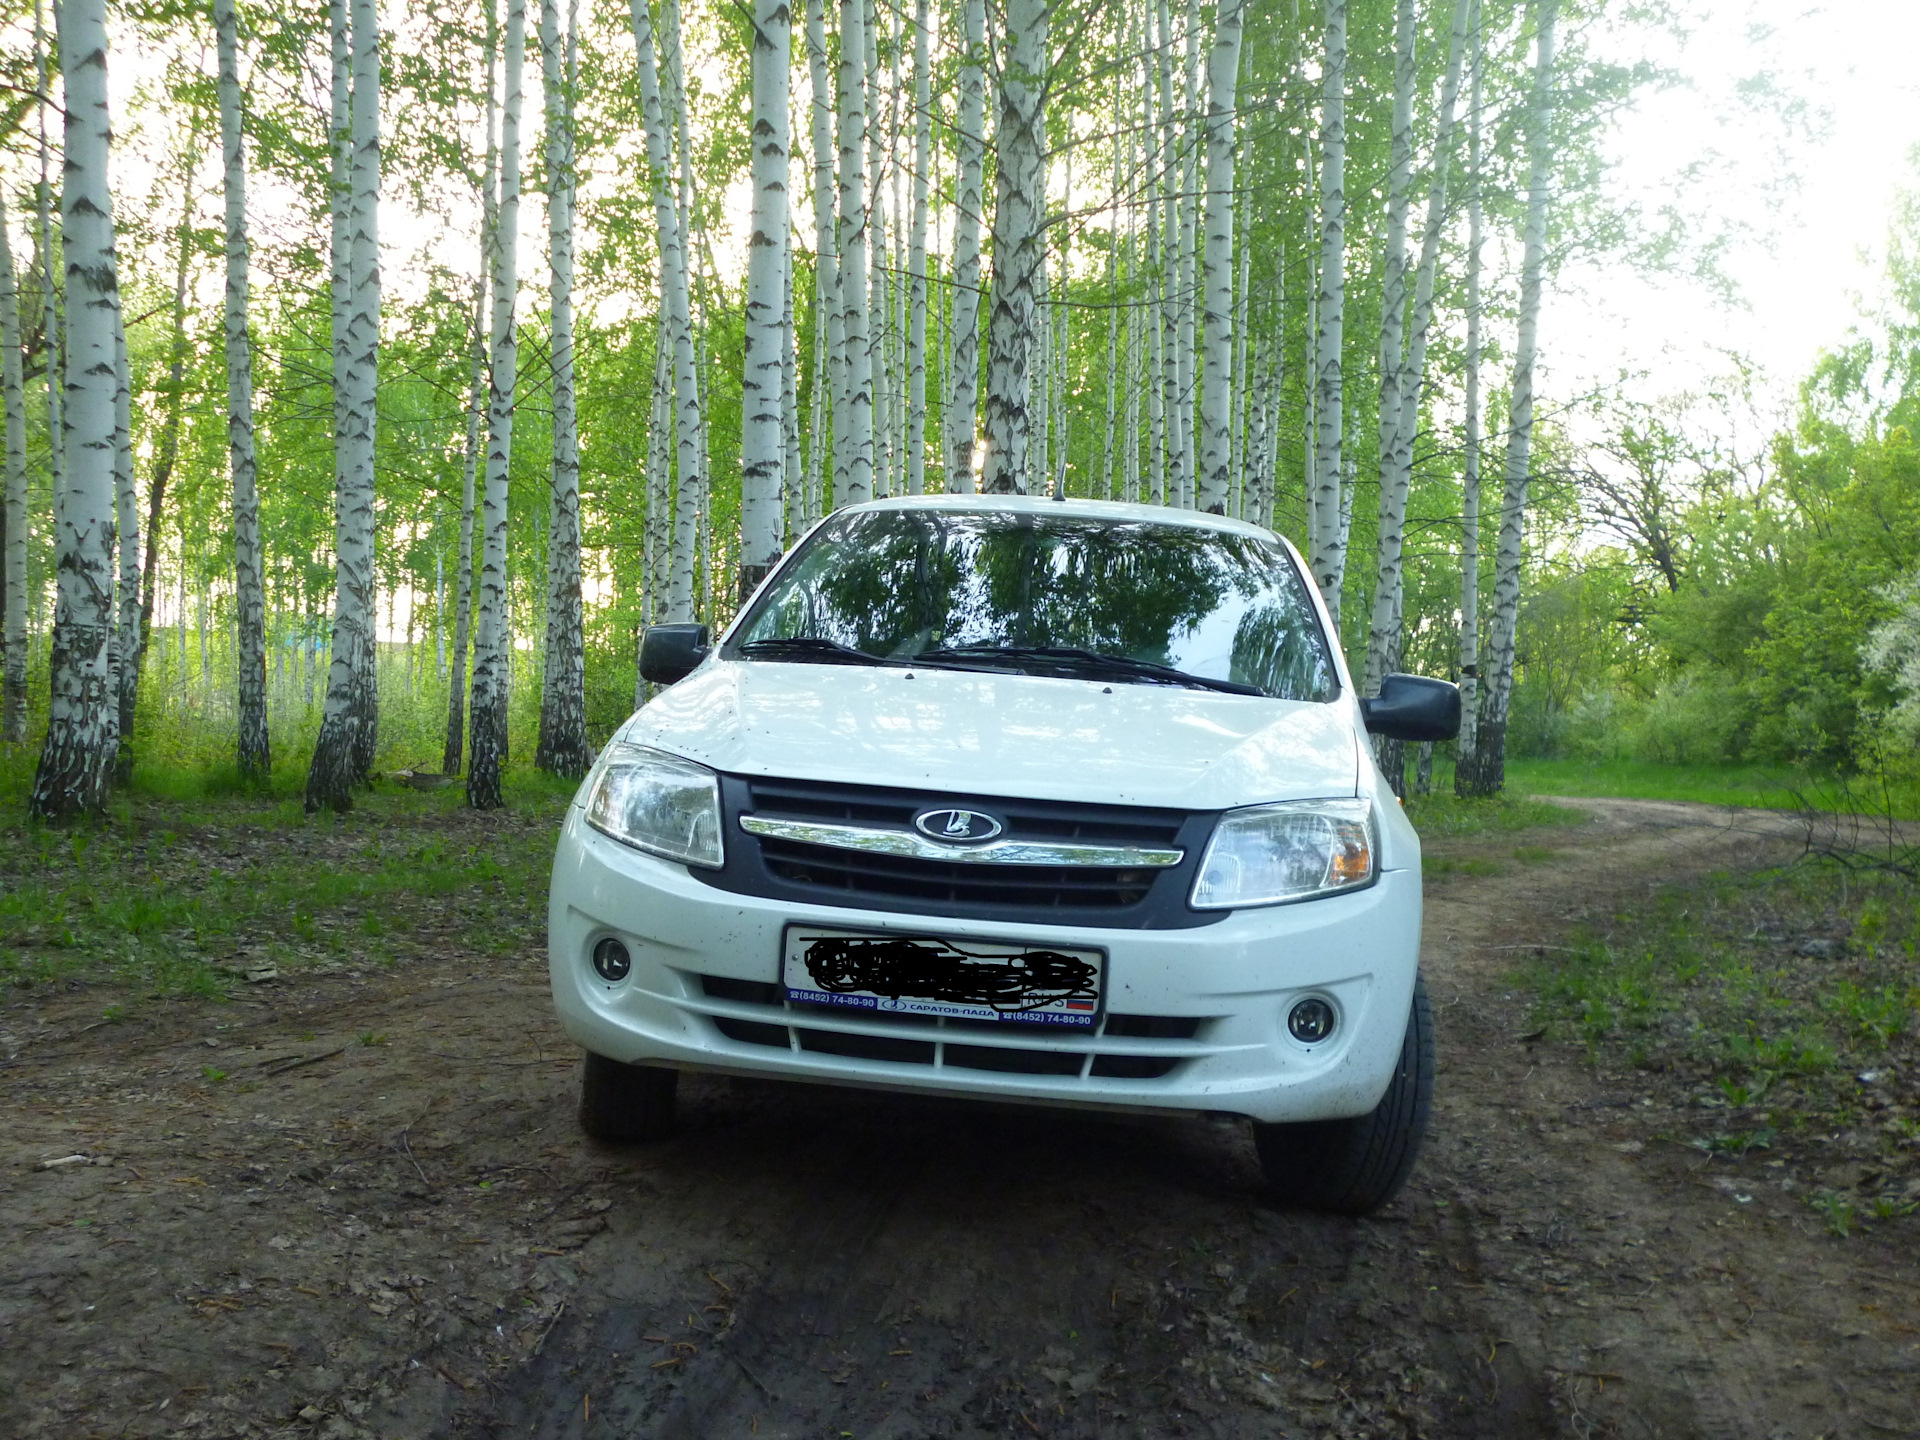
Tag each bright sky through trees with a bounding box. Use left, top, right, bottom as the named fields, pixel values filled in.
left=1555, top=1, right=1920, bottom=410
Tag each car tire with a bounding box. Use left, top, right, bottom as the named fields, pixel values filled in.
left=1252, top=972, right=1434, bottom=1217
left=578, top=1052, right=678, bottom=1142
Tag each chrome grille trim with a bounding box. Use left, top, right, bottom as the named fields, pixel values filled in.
left=738, top=814, right=1185, bottom=868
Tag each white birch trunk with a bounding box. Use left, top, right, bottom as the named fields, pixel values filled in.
left=30, top=0, right=120, bottom=821
left=1362, top=0, right=1418, bottom=697
left=783, top=243, right=803, bottom=538
left=446, top=10, right=495, bottom=776
left=112, top=287, right=136, bottom=774
left=740, top=0, right=791, bottom=596
left=1455, top=2, right=1484, bottom=793
left=1196, top=0, right=1245, bottom=514
left=834, top=0, right=875, bottom=503
left=33, top=0, right=62, bottom=666
left=628, top=0, right=704, bottom=617
left=944, top=0, right=986, bottom=491
left=803, top=0, right=840, bottom=510
left=1174, top=0, right=1202, bottom=508
left=217, top=0, right=268, bottom=783
left=1478, top=0, right=1557, bottom=795
left=865, top=0, right=891, bottom=500
left=980, top=0, right=1046, bottom=494
left=904, top=0, right=930, bottom=496
left=467, top=0, right=525, bottom=809
left=0, top=196, right=23, bottom=743
left=305, top=0, right=381, bottom=812
left=1230, top=146, right=1251, bottom=517
left=1309, top=0, right=1348, bottom=623
left=536, top=0, right=589, bottom=776
left=1369, top=0, right=1471, bottom=700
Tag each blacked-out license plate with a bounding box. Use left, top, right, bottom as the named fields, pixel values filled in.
left=781, top=926, right=1105, bottom=1029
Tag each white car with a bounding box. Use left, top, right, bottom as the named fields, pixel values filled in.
left=547, top=495, right=1459, bottom=1214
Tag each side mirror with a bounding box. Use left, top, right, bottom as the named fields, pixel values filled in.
left=639, top=623, right=710, bottom=686
left=1360, top=673, right=1461, bottom=743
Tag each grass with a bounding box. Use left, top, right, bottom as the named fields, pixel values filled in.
left=1500, top=758, right=1920, bottom=820
left=1517, top=856, right=1920, bottom=1231
left=1403, top=789, right=1588, bottom=840
left=0, top=758, right=576, bottom=1001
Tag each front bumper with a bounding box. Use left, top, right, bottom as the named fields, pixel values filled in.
left=547, top=806, right=1423, bottom=1125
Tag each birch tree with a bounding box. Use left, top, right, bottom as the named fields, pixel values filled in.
left=446, top=3, right=497, bottom=777
left=30, top=0, right=120, bottom=821
left=1309, top=0, right=1348, bottom=620
left=980, top=0, right=1046, bottom=495
left=306, top=0, right=381, bottom=812
left=468, top=0, right=526, bottom=811
left=1, top=199, right=26, bottom=744
left=904, top=0, right=930, bottom=496
left=217, top=0, right=268, bottom=783
left=1472, top=0, right=1557, bottom=797
left=1455, top=0, right=1484, bottom=795
left=944, top=0, right=986, bottom=491
left=1196, top=0, right=1246, bottom=514
left=537, top=0, right=590, bottom=776
left=739, top=0, right=791, bottom=594
left=111, top=291, right=137, bottom=783
left=628, top=0, right=704, bottom=616
left=834, top=0, right=875, bottom=503
left=803, top=0, right=839, bottom=508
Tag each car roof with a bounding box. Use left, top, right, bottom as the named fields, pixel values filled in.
left=838, top=492, right=1279, bottom=542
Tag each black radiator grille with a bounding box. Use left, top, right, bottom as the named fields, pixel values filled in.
left=695, top=774, right=1222, bottom=928
left=698, top=975, right=1199, bottom=1080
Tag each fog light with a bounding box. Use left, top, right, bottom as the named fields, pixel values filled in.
left=591, top=937, right=632, bottom=983
left=1288, top=997, right=1336, bottom=1044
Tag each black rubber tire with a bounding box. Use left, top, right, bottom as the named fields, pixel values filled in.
left=1253, top=972, right=1434, bottom=1216
left=578, top=1052, right=679, bottom=1142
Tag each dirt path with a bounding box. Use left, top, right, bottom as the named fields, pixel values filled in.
left=3, top=798, right=1916, bottom=1439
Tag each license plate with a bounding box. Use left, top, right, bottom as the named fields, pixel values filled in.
left=781, top=926, right=1105, bottom=1029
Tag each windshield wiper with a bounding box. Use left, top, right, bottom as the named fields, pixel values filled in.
left=739, top=635, right=889, bottom=666
left=911, top=644, right=1263, bottom=696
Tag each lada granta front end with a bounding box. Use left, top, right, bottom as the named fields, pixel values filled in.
left=547, top=495, right=1459, bottom=1215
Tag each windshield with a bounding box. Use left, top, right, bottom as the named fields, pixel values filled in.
left=728, top=508, right=1339, bottom=701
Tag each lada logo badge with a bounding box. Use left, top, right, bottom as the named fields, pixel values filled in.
left=913, top=807, right=1003, bottom=844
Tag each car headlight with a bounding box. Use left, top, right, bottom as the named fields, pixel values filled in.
left=1191, top=798, right=1375, bottom=909
left=584, top=744, right=724, bottom=868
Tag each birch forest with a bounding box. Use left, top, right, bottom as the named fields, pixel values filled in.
left=0, top=0, right=1870, bottom=820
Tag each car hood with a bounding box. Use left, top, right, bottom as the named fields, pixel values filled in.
left=620, top=660, right=1360, bottom=812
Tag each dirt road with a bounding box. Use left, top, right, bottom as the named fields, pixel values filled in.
left=4, top=798, right=1916, bottom=1439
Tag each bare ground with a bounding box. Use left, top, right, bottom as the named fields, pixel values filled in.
left=3, top=797, right=1917, bottom=1439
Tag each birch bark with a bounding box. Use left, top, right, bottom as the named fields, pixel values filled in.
left=305, top=0, right=381, bottom=812
left=628, top=0, right=704, bottom=616
left=944, top=0, right=986, bottom=491
left=112, top=292, right=136, bottom=782
left=1361, top=0, right=1418, bottom=695
left=904, top=0, right=930, bottom=496
left=834, top=0, right=875, bottom=503
left=1196, top=0, right=1245, bottom=514
left=537, top=0, right=590, bottom=776
left=33, top=0, right=62, bottom=659
left=445, top=7, right=495, bottom=777
left=1309, top=0, right=1348, bottom=621
left=467, top=0, right=525, bottom=811
left=1454, top=0, right=1484, bottom=795
left=1476, top=0, right=1557, bottom=796
left=979, top=0, right=1046, bottom=495
left=30, top=0, right=120, bottom=822
left=1366, top=0, right=1471, bottom=700
left=739, top=0, right=791, bottom=596
left=865, top=0, right=890, bottom=500
left=216, top=0, right=268, bottom=784
left=1174, top=0, right=1201, bottom=508
left=0, top=199, right=21, bottom=743
left=803, top=0, right=839, bottom=509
